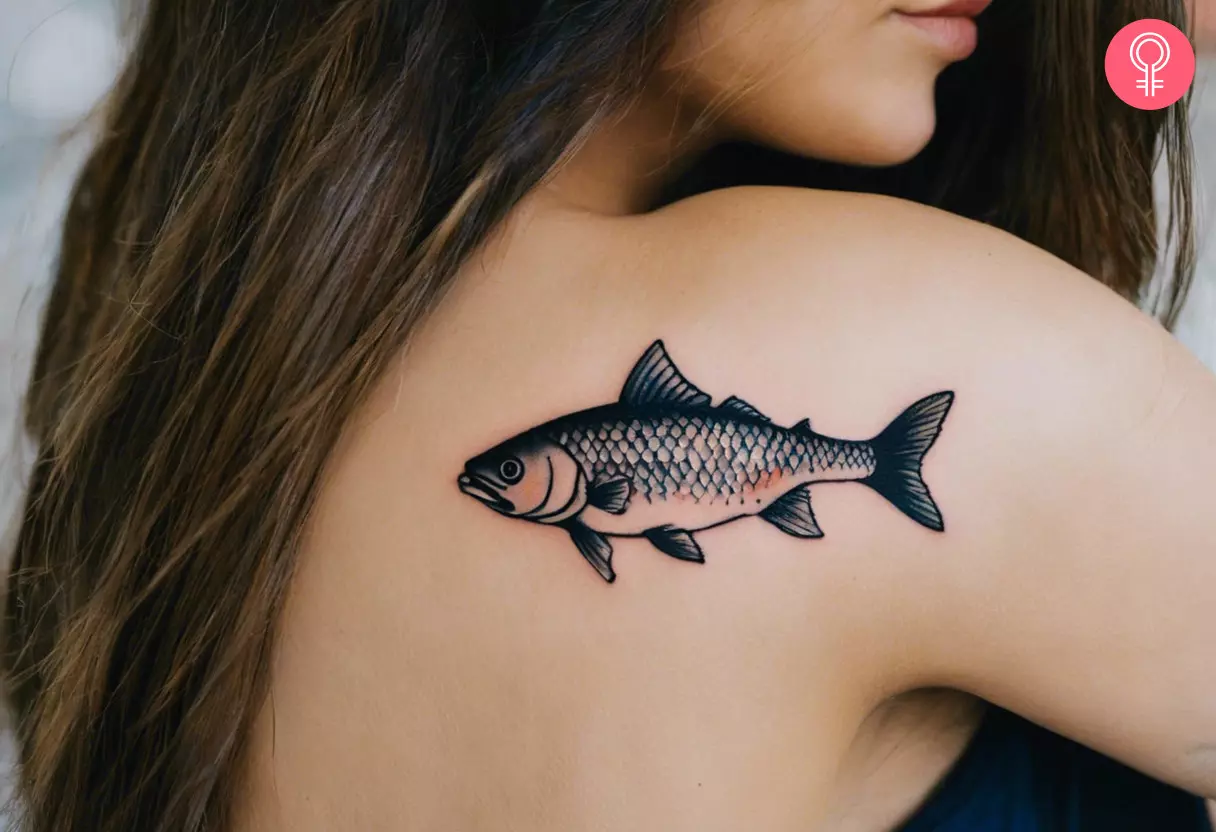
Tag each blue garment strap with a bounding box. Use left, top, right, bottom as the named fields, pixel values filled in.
left=897, top=706, right=1212, bottom=832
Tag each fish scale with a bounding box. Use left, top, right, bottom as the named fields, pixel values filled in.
left=459, top=340, right=952, bottom=583
left=552, top=410, right=876, bottom=505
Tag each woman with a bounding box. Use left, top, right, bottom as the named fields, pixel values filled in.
left=5, top=0, right=1215, bottom=829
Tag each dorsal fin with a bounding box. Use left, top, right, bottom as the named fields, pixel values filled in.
left=719, top=395, right=770, bottom=422
left=620, top=341, right=711, bottom=408
left=792, top=418, right=812, bottom=433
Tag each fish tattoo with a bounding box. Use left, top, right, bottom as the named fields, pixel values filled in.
left=458, top=341, right=954, bottom=583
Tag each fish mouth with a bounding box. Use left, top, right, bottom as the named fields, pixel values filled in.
left=458, top=472, right=514, bottom=512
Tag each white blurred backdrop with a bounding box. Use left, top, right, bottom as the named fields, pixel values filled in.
left=1, top=1, right=122, bottom=820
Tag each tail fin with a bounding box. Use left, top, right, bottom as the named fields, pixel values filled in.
left=863, top=392, right=954, bottom=532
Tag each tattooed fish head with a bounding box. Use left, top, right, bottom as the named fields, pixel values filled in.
left=458, top=434, right=587, bottom=524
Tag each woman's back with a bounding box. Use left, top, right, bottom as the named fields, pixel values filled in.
left=236, top=187, right=1216, bottom=829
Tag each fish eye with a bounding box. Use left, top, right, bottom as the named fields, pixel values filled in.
left=498, top=458, right=524, bottom=484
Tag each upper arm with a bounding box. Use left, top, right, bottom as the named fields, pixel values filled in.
left=939, top=285, right=1216, bottom=798
left=655, top=187, right=1216, bottom=796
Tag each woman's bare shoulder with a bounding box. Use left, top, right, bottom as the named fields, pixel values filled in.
left=649, top=184, right=1152, bottom=321
left=642, top=185, right=1216, bottom=795
left=637, top=184, right=1186, bottom=500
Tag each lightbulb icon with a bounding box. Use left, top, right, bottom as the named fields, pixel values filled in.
left=1129, top=31, right=1170, bottom=97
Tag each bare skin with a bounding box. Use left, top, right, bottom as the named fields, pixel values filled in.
left=237, top=2, right=1216, bottom=828
left=237, top=184, right=1216, bottom=829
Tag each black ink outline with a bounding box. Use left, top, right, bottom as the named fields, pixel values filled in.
left=459, top=341, right=954, bottom=583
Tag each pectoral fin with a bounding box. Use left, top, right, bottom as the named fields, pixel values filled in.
left=566, top=521, right=616, bottom=583
left=588, top=476, right=631, bottom=515
left=643, top=526, right=705, bottom=563
left=760, top=484, right=824, bottom=538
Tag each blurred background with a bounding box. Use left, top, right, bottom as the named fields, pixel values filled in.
left=0, top=0, right=1214, bottom=824
left=0, top=0, right=122, bottom=818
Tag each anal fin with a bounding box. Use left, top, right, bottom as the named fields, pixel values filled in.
left=760, top=484, right=824, bottom=538
left=643, top=526, right=705, bottom=563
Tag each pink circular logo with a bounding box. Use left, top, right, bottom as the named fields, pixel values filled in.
left=1105, top=19, right=1195, bottom=110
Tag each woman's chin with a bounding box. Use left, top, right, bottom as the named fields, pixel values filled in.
left=839, top=103, right=939, bottom=167
left=865, top=130, right=938, bottom=168
left=803, top=115, right=939, bottom=169
left=750, top=94, right=940, bottom=169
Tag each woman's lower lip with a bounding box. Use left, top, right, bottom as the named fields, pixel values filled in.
left=894, top=13, right=979, bottom=59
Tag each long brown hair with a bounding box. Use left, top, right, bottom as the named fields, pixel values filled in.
left=3, top=0, right=1196, bottom=829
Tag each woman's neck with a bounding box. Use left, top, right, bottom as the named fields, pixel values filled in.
left=542, top=92, right=719, bottom=216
